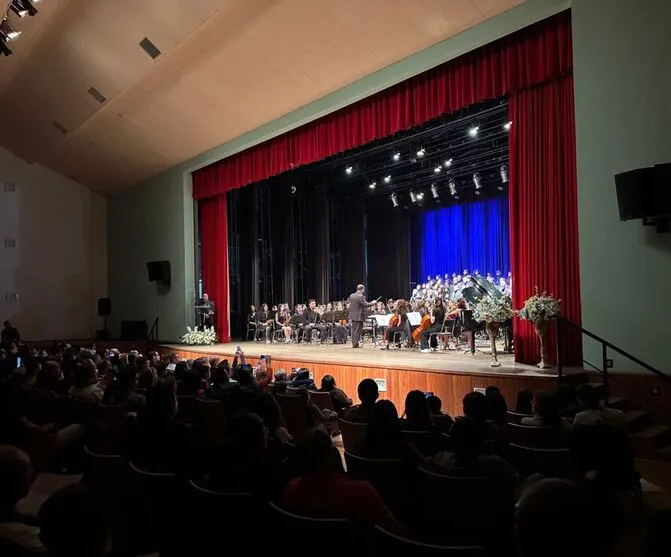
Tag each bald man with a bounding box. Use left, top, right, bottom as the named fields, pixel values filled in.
left=347, top=284, right=377, bottom=348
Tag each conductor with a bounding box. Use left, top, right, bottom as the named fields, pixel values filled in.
left=348, top=284, right=378, bottom=348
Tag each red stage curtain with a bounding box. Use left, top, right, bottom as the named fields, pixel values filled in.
left=509, top=74, right=582, bottom=366
left=199, top=195, right=230, bottom=343
left=194, top=11, right=572, bottom=200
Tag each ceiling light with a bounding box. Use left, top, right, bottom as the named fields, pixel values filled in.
left=434, top=166, right=441, bottom=174
left=504, top=121, right=512, bottom=131
left=0, top=19, right=21, bottom=41
left=393, top=152, right=401, bottom=161
left=10, top=0, right=37, bottom=17
left=368, top=181, right=376, bottom=190
left=473, top=172, right=482, bottom=195
left=449, top=179, right=458, bottom=198
left=444, top=159, right=453, bottom=168
left=416, top=148, right=425, bottom=158
left=384, top=175, right=391, bottom=183
left=468, top=126, right=479, bottom=137
left=500, top=166, right=508, bottom=184
left=430, top=184, right=439, bottom=199
left=416, top=192, right=425, bottom=201
left=390, top=193, right=399, bottom=208
left=345, top=166, right=353, bottom=175
left=410, top=191, right=417, bottom=203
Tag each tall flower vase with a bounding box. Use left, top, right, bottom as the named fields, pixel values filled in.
left=485, top=322, right=501, bottom=367
left=534, top=320, right=551, bottom=369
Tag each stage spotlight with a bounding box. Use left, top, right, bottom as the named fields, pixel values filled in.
left=0, top=19, right=21, bottom=40
left=368, top=181, right=376, bottom=190
left=417, top=192, right=425, bottom=201
left=290, top=185, right=297, bottom=194
left=434, top=166, right=441, bottom=174
left=444, top=158, right=453, bottom=168
left=431, top=184, right=439, bottom=199
left=473, top=172, right=482, bottom=195
left=384, top=175, right=391, bottom=183
left=449, top=179, right=458, bottom=199
left=468, top=126, right=479, bottom=137
left=345, top=166, right=353, bottom=175
left=390, top=193, right=399, bottom=207
left=504, top=121, right=512, bottom=131
left=410, top=190, right=417, bottom=203
left=393, top=152, right=401, bottom=161
left=416, top=148, right=425, bottom=158
left=500, top=165, right=508, bottom=183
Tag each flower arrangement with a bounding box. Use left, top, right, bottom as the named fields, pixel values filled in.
left=179, top=326, right=218, bottom=346
left=473, top=295, right=514, bottom=324
left=517, top=288, right=561, bottom=323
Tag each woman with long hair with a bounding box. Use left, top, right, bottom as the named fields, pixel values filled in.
left=381, top=299, right=408, bottom=349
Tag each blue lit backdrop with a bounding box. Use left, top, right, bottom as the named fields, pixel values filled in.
left=418, top=195, right=510, bottom=281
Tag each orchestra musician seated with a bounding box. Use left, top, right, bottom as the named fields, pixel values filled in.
left=380, top=299, right=409, bottom=350
left=420, top=298, right=446, bottom=353
left=301, top=299, right=326, bottom=343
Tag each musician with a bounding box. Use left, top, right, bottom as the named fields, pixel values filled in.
left=381, top=299, right=409, bottom=349
left=301, top=299, right=326, bottom=343
left=375, top=300, right=388, bottom=315
left=332, top=302, right=348, bottom=344
left=275, top=303, right=292, bottom=343
left=348, top=284, right=378, bottom=348
left=420, top=298, right=446, bottom=353
left=255, top=303, right=272, bottom=343
left=200, top=293, right=215, bottom=330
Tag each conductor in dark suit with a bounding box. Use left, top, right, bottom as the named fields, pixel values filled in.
left=201, top=293, right=216, bottom=330
left=348, top=284, right=377, bottom=348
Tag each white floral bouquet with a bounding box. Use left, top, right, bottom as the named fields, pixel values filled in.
left=179, top=326, right=218, bottom=345
left=473, top=295, right=513, bottom=324
left=517, top=288, right=561, bottom=323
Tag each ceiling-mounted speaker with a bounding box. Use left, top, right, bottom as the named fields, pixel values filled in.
left=147, top=260, right=171, bottom=286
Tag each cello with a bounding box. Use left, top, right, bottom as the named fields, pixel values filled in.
left=412, top=311, right=432, bottom=344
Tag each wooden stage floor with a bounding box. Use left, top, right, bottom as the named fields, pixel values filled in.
left=159, top=340, right=562, bottom=416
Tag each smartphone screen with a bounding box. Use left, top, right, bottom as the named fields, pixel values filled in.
left=16, top=356, right=22, bottom=367
left=166, top=363, right=176, bottom=372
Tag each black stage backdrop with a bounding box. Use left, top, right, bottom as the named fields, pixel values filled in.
left=226, top=183, right=411, bottom=337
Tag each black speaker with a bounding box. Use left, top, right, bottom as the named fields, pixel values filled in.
left=147, top=260, right=171, bottom=285
left=97, top=298, right=111, bottom=317
left=615, top=163, right=671, bottom=221
left=120, top=320, right=148, bottom=340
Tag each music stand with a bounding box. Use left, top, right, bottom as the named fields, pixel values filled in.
left=460, top=310, right=484, bottom=356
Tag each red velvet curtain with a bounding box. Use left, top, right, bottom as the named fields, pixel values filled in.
left=198, top=195, right=231, bottom=343
left=509, top=74, right=582, bottom=366
left=194, top=11, right=572, bottom=200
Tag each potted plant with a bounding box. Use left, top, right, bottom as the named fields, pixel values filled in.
left=517, top=288, right=561, bottom=369
left=473, top=295, right=513, bottom=367
left=179, top=326, right=218, bottom=346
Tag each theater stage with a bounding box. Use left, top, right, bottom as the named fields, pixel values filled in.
left=159, top=340, right=563, bottom=416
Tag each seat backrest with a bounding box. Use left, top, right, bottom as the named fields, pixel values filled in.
left=401, top=430, right=441, bottom=456
left=506, top=422, right=567, bottom=449
left=344, top=451, right=403, bottom=482
left=275, top=394, right=310, bottom=438
left=375, top=525, right=484, bottom=556
left=308, top=390, right=334, bottom=411
left=286, top=386, right=301, bottom=395
left=175, top=395, right=199, bottom=424
left=339, top=419, right=368, bottom=454
left=83, top=446, right=128, bottom=495
left=196, top=398, right=226, bottom=446
left=506, top=410, right=533, bottom=424
left=507, top=443, right=575, bottom=478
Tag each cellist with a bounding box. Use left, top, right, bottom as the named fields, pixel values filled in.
left=381, top=299, right=409, bottom=350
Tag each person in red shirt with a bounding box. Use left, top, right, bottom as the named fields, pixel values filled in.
left=282, top=429, right=404, bottom=533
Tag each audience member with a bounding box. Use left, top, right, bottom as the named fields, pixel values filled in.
left=343, top=378, right=379, bottom=423
left=283, top=429, right=404, bottom=533
left=318, top=375, right=353, bottom=415
left=574, top=384, right=624, bottom=427
left=427, top=394, right=454, bottom=433
left=514, top=389, right=534, bottom=415
left=400, top=390, right=433, bottom=431
left=485, top=390, right=509, bottom=426
left=102, top=365, right=145, bottom=413
left=69, top=359, right=103, bottom=402
left=521, top=391, right=573, bottom=437
left=0, top=446, right=43, bottom=554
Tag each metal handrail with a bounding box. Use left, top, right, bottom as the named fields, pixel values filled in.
left=555, top=315, right=668, bottom=383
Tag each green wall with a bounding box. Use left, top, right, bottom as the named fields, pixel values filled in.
left=572, top=0, right=671, bottom=372
left=107, top=0, right=568, bottom=342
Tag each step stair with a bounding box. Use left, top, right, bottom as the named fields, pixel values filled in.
left=630, top=424, right=671, bottom=459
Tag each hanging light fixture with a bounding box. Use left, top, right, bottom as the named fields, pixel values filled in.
left=409, top=190, right=417, bottom=203
left=449, top=179, right=458, bottom=199
left=430, top=184, right=439, bottom=199
left=390, top=193, right=399, bottom=207
left=473, top=172, right=482, bottom=195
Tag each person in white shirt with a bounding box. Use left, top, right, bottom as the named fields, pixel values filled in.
left=573, top=384, right=623, bottom=428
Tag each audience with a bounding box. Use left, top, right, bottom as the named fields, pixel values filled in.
left=0, top=339, right=657, bottom=556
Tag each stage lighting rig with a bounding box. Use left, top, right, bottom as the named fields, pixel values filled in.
left=504, top=121, right=512, bottom=131
left=390, top=193, right=399, bottom=207
left=448, top=179, right=458, bottom=199
left=345, top=166, right=353, bottom=175
left=416, top=147, right=425, bottom=158
left=368, top=181, right=376, bottom=190
left=499, top=165, right=508, bottom=191
left=409, top=190, right=417, bottom=203
left=383, top=175, right=391, bottom=183
left=434, top=166, right=441, bottom=174
left=473, top=172, right=482, bottom=195
left=393, top=152, right=401, bottom=161
left=431, top=183, right=439, bottom=199
left=468, top=126, right=479, bottom=137
left=0, top=18, right=20, bottom=40
left=444, top=158, right=453, bottom=168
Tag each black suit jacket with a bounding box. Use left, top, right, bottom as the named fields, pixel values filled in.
left=348, top=291, right=373, bottom=322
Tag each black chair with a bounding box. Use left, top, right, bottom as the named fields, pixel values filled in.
left=267, top=502, right=358, bottom=556
left=506, top=410, right=533, bottom=424
left=374, top=525, right=484, bottom=556
left=506, top=422, right=569, bottom=449
left=415, top=467, right=514, bottom=548
left=275, top=394, right=310, bottom=439
left=339, top=419, right=368, bottom=455
left=507, top=443, right=576, bottom=478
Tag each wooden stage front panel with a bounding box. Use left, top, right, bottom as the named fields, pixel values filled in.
left=160, top=342, right=559, bottom=417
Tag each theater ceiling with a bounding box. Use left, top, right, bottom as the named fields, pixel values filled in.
left=0, top=0, right=525, bottom=194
